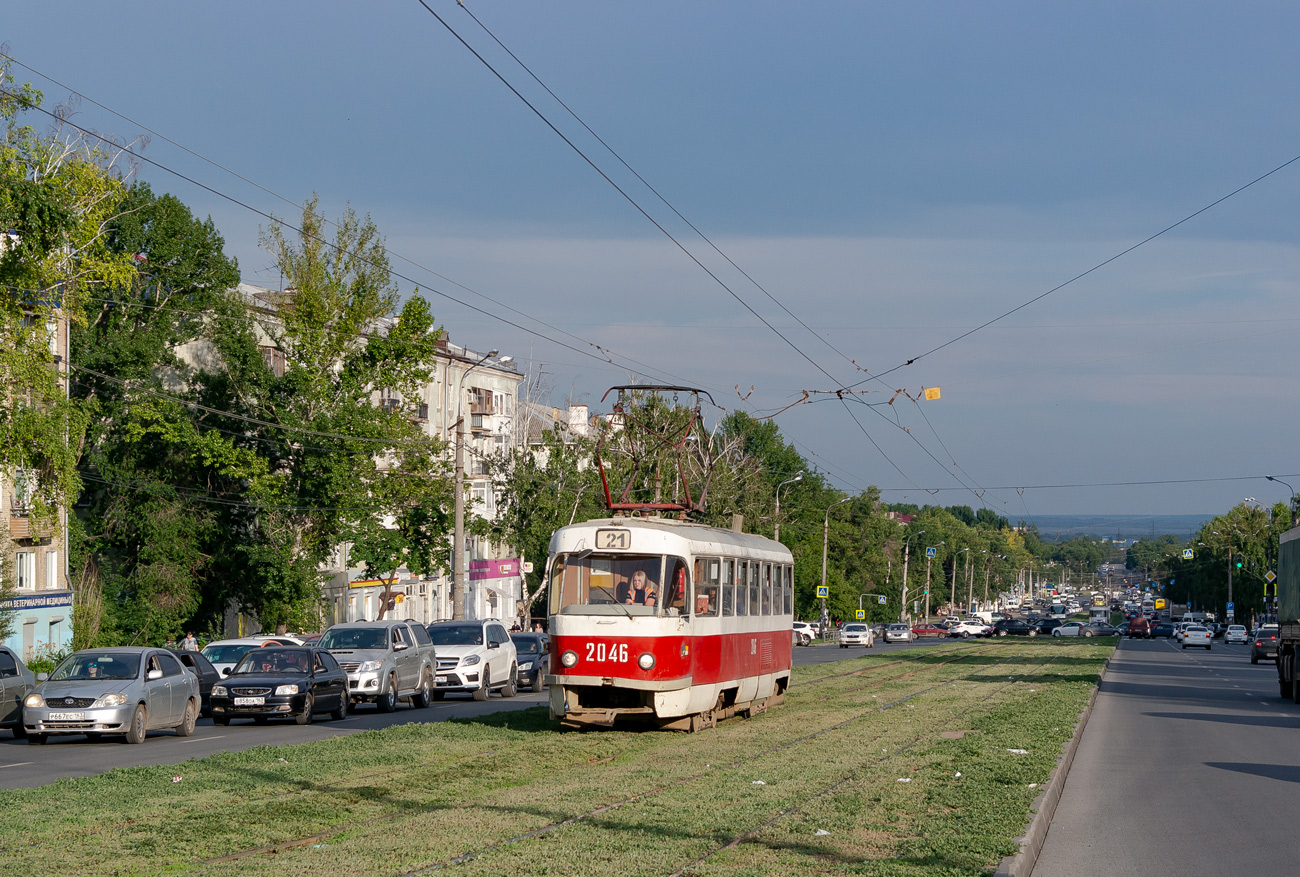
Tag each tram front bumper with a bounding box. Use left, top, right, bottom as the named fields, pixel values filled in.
left=548, top=675, right=692, bottom=726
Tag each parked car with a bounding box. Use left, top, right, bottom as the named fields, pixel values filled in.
left=23, top=648, right=199, bottom=744
left=0, top=645, right=35, bottom=738
left=210, top=646, right=350, bottom=725
left=948, top=620, right=991, bottom=638
left=883, top=623, right=914, bottom=643
left=839, top=623, right=875, bottom=648
left=1181, top=625, right=1212, bottom=650
left=992, top=619, right=1035, bottom=637
left=427, top=619, right=519, bottom=700
left=792, top=622, right=817, bottom=645
left=169, top=649, right=221, bottom=717
left=1251, top=626, right=1280, bottom=664
left=319, top=620, right=437, bottom=711
left=1150, top=622, right=1176, bottom=638
left=202, top=637, right=303, bottom=677
left=911, top=623, right=948, bottom=638
left=1224, top=625, right=1249, bottom=645
left=511, top=632, right=548, bottom=691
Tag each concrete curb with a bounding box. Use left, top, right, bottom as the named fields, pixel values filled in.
left=993, top=655, right=1111, bottom=877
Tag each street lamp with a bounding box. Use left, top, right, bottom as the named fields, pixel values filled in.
left=951, top=547, right=968, bottom=615
left=774, top=471, right=803, bottom=541
left=1267, top=476, right=1298, bottom=527
left=900, top=530, right=925, bottom=623
left=820, top=497, right=852, bottom=628
left=453, top=348, right=499, bottom=620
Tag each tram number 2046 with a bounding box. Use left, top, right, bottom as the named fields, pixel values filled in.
left=585, top=642, right=629, bottom=663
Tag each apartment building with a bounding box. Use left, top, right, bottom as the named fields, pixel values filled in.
left=1, top=309, right=73, bottom=660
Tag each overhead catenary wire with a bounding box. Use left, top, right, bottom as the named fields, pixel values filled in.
left=855, top=150, right=1300, bottom=386
left=412, top=0, right=851, bottom=393
left=452, top=0, right=866, bottom=377
left=417, top=2, right=1012, bottom=507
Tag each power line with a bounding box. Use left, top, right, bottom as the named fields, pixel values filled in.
left=0, top=50, right=705, bottom=391
left=452, top=0, right=866, bottom=378
left=858, top=150, right=1300, bottom=386
left=413, top=0, right=849, bottom=392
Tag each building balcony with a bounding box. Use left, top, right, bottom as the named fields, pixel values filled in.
left=7, top=512, right=54, bottom=541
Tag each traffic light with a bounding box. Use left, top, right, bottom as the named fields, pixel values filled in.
left=1265, top=582, right=1277, bottom=598
left=1235, top=553, right=1244, bottom=570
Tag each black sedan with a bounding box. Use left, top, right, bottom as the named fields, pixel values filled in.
left=1251, top=626, right=1280, bottom=664
left=992, top=619, right=1037, bottom=637
left=209, top=647, right=350, bottom=725
left=1032, top=618, right=1064, bottom=636
left=511, top=633, right=548, bottom=691
left=169, top=649, right=221, bottom=717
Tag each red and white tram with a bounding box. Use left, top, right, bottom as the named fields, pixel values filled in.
left=546, top=515, right=794, bottom=730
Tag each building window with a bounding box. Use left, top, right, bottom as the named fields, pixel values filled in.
left=15, top=552, right=35, bottom=590
left=259, top=346, right=286, bottom=378
left=46, top=550, right=59, bottom=589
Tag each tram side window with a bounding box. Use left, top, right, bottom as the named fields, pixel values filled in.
left=696, top=558, right=720, bottom=617
left=783, top=565, right=793, bottom=615
left=735, top=561, right=749, bottom=616
left=721, top=559, right=735, bottom=616
left=749, top=561, right=761, bottom=616
left=761, top=563, right=773, bottom=616
left=665, top=558, right=689, bottom=615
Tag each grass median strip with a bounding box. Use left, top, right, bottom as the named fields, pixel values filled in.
left=0, top=639, right=1111, bottom=876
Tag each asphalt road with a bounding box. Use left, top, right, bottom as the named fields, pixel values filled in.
left=1034, top=636, right=1294, bottom=877
left=0, top=634, right=951, bottom=790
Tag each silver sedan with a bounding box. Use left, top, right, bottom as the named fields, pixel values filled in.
left=23, top=647, right=200, bottom=744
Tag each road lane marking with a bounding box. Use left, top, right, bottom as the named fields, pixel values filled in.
left=0, top=762, right=33, bottom=769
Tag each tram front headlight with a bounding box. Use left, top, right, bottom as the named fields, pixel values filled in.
left=560, top=650, right=578, bottom=668
left=637, top=652, right=656, bottom=671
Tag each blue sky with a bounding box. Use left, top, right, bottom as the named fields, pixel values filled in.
left=7, top=2, right=1300, bottom=519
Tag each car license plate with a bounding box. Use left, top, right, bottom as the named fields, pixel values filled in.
left=234, top=696, right=265, bottom=706
left=436, top=676, right=448, bottom=684
left=47, top=711, right=85, bottom=721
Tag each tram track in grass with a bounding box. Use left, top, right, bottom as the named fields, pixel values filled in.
left=663, top=652, right=1065, bottom=877
left=0, top=640, right=1109, bottom=877
left=395, top=647, right=1046, bottom=876
left=200, top=644, right=1068, bottom=875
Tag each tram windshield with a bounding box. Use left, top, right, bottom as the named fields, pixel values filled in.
left=549, top=553, right=689, bottom=616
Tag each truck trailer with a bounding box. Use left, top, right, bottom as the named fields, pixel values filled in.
left=1273, top=526, right=1300, bottom=700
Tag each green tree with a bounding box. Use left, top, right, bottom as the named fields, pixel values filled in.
left=1, top=66, right=135, bottom=530
left=71, top=182, right=243, bottom=643
left=199, top=197, right=446, bottom=632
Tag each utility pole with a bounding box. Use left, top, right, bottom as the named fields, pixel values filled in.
left=900, top=530, right=924, bottom=624
left=820, top=497, right=851, bottom=629
left=453, top=349, right=498, bottom=620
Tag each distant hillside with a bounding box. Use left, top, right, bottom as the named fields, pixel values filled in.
left=1020, top=514, right=1210, bottom=541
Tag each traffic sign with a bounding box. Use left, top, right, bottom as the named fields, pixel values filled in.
left=1182, top=549, right=1194, bottom=560
left=926, top=547, right=936, bottom=558
left=817, top=585, right=829, bottom=598
left=1267, top=570, right=1277, bottom=584
left=878, top=595, right=887, bottom=604
left=1226, top=601, right=1234, bottom=610
left=855, top=609, right=865, bottom=620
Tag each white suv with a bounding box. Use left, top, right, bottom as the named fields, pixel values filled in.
left=792, top=622, right=817, bottom=645
left=427, top=620, right=519, bottom=701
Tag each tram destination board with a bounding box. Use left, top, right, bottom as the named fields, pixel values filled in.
left=595, top=528, right=631, bottom=550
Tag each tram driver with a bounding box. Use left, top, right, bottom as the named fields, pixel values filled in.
left=623, top=569, right=658, bottom=607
